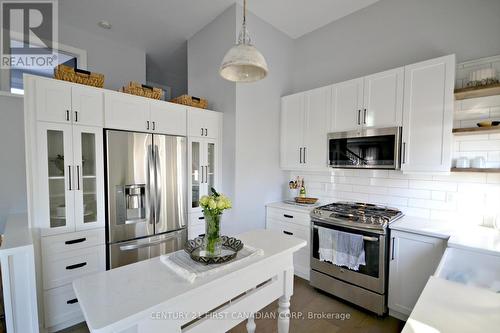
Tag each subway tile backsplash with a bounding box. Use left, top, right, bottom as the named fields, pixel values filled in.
left=289, top=168, right=500, bottom=227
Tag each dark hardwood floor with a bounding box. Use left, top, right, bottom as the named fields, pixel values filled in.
left=61, top=276, right=404, bottom=333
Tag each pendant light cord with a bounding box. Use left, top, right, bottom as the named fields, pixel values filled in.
left=242, top=0, right=247, bottom=43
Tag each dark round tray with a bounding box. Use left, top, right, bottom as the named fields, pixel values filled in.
left=185, top=235, right=244, bottom=265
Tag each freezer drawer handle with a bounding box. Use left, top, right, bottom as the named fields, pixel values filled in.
left=283, top=214, right=294, bottom=219
left=66, top=298, right=78, bottom=305
left=283, top=230, right=293, bottom=236
left=66, top=262, right=87, bottom=270
left=65, top=237, right=86, bottom=245
left=119, top=231, right=183, bottom=251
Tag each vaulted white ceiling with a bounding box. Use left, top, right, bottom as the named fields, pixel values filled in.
left=59, top=0, right=380, bottom=76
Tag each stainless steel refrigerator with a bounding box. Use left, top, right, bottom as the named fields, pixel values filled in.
left=105, top=130, right=187, bottom=269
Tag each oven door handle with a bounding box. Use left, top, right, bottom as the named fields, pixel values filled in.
left=312, top=226, right=379, bottom=242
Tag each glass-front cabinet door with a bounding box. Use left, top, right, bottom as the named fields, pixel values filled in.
left=72, top=126, right=105, bottom=230
left=190, top=140, right=202, bottom=210
left=189, top=139, right=218, bottom=212
left=37, top=122, right=75, bottom=234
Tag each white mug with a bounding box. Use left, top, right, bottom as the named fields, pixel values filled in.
left=455, top=157, right=470, bottom=168
left=471, top=156, right=486, bottom=169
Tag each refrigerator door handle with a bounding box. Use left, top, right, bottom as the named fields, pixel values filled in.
left=119, top=230, right=183, bottom=251
left=147, top=143, right=155, bottom=225
left=154, top=144, right=162, bottom=225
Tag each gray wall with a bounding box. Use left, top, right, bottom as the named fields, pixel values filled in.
left=147, top=43, right=188, bottom=99
left=60, top=22, right=146, bottom=91
left=292, top=0, right=500, bottom=93
left=188, top=5, right=237, bottom=232
left=232, top=6, right=293, bottom=234
left=0, top=95, right=26, bottom=225
left=188, top=5, right=293, bottom=234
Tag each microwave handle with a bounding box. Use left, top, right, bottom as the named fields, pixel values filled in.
left=402, top=142, right=406, bottom=164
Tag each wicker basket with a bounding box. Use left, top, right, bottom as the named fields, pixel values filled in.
left=54, top=64, right=104, bottom=88
left=121, top=82, right=163, bottom=100
left=294, top=197, right=318, bottom=204
left=170, top=95, right=208, bottom=109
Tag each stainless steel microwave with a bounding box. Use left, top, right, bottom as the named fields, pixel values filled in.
left=328, top=127, right=402, bottom=169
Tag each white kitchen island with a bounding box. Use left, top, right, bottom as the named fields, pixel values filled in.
left=73, top=229, right=306, bottom=333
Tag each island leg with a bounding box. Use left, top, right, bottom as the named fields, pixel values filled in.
left=277, top=295, right=291, bottom=333
left=246, top=313, right=256, bottom=333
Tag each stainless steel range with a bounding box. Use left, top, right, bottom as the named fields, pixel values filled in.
left=310, top=202, right=403, bottom=315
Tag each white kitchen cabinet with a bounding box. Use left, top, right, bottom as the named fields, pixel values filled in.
left=35, top=78, right=72, bottom=124
left=71, top=85, right=104, bottom=127
left=388, top=230, right=446, bottom=319
left=363, top=67, right=404, bottom=128
left=329, top=78, right=364, bottom=132
left=265, top=206, right=311, bottom=280
left=189, top=138, right=219, bottom=213
left=280, top=87, right=328, bottom=170
left=105, top=92, right=188, bottom=135
left=401, top=55, right=455, bottom=174
left=35, top=78, right=104, bottom=126
left=150, top=100, right=187, bottom=136
left=304, top=87, right=329, bottom=169
left=187, top=107, right=220, bottom=139
left=36, top=122, right=105, bottom=236
left=280, top=93, right=304, bottom=169
left=104, top=91, right=150, bottom=132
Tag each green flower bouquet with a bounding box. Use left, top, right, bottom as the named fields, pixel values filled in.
left=199, top=188, right=232, bottom=256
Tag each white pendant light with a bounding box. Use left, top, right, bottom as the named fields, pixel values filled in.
left=219, top=0, right=268, bottom=82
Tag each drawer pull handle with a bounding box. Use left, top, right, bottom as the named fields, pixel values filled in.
left=66, top=262, right=87, bottom=270
left=283, top=231, right=293, bottom=236
left=67, top=298, right=78, bottom=305
left=65, top=237, right=86, bottom=245
left=283, top=214, right=293, bottom=219
left=198, top=217, right=205, bottom=220
left=198, top=234, right=205, bottom=237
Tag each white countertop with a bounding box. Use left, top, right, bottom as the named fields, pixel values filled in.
left=0, top=213, right=34, bottom=256
left=73, top=229, right=306, bottom=333
left=389, top=215, right=462, bottom=239
left=402, top=276, right=500, bottom=333
left=448, top=226, right=500, bottom=257
left=266, top=201, right=320, bottom=214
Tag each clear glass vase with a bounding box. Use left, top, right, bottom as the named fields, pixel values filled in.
left=204, top=212, right=222, bottom=256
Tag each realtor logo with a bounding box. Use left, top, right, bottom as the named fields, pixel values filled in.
left=1, top=0, right=58, bottom=69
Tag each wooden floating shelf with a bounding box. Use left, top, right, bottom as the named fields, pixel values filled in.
left=450, top=168, right=500, bottom=173
left=454, top=83, right=500, bottom=100
left=452, top=126, right=500, bottom=135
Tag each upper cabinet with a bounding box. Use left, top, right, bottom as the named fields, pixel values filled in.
left=36, top=78, right=104, bottom=127
left=363, top=67, right=404, bottom=128
left=281, top=87, right=329, bottom=170
left=150, top=100, right=187, bottom=136
left=104, top=92, right=188, bottom=135
left=329, top=68, right=403, bottom=132
left=401, top=55, right=455, bottom=174
left=104, top=91, right=149, bottom=132
left=329, top=78, right=363, bottom=132
left=187, top=107, right=221, bottom=139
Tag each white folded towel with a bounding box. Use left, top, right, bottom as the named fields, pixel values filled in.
left=318, top=226, right=335, bottom=262
left=334, top=230, right=366, bottom=271
left=317, top=227, right=366, bottom=271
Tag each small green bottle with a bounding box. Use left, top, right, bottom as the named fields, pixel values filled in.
left=299, top=180, right=306, bottom=198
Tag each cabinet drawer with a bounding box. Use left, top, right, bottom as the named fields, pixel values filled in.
left=44, top=284, right=83, bottom=328
left=43, top=245, right=105, bottom=290
left=189, top=212, right=206, bottom=227
left=41, top=229, right=105, bottom=257
left=266, top=207, right=310, bottom=227
left=267, top=219, right=310, bottom=242
left=188, top=224, right=205, bottom=240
